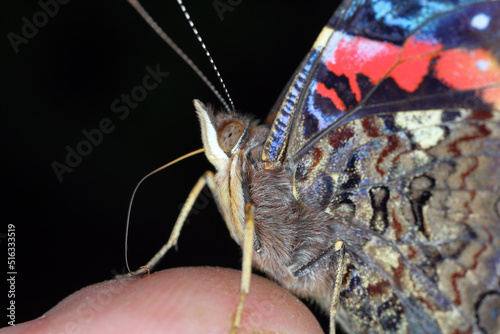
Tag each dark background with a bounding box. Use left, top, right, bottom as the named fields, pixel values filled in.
left=2, top=0, right=339, bottom=329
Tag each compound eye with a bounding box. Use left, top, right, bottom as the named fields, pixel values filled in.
left=217, top=121, right=244, bottom=152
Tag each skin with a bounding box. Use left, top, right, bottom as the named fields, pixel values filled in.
left=3, top=267, right=323, bottom=334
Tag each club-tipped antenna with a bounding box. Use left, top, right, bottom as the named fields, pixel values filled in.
left=125, top=148, right=205, bottom=278
left=128, top=0, right=235, bottom=113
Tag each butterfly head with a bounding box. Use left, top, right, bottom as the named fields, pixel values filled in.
left=194, top=99, right=262, bottom=243
left=194, top=99, right=251, bottom=170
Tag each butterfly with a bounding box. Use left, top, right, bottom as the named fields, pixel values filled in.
left=131, top=0, right=500, bottom=333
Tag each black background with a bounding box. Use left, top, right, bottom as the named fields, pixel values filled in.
left=2, top=0, right=340, bottom=329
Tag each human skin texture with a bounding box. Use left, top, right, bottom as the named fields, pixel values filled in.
left=2, top=267, right=323, bottom=334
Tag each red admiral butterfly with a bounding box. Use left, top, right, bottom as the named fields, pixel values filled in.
left=130, top=0, right=500, bottom=332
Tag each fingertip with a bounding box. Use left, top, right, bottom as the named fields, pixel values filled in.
left=8, top=267, right=323, bottom=334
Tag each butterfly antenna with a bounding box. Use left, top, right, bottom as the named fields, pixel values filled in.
left=175, top=0, right=235, bottom=112
left=127, top=0, right=235, bottom=113
left=125, top=148, right=205, bottom=278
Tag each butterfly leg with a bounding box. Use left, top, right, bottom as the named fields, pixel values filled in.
left=329, top=240, right=345, bottom=334
left=292, top=240, right=345, bottom=334
left=230, top=203, right=255, bottom=334
left=117, top=170, right=217, bottom=278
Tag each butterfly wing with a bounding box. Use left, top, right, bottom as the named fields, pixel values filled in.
left=265, top=0, right=500, bottom=332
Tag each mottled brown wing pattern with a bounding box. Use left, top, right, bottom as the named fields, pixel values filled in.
left=294, top=108, right=500, bottom=332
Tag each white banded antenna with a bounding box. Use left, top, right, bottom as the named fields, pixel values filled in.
left=128, top=0, right=235, bottom=112
left=175, top=0, right=235, bottom=112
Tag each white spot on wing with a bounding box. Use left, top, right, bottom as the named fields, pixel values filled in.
left=471, top=13, right=490, bottom=30
left=395, top=110, right=451, bottom=149
left=476, top=59, right=490, bottom=71
left=395, top=110, right=442, bottom=130
left=412, top=126, right=445, bottom=149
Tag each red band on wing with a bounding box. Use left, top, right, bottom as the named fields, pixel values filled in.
left=316, top=81, right=346, bottom=110
left=319, top=33, right=499, bottom=108
left=434, top=48, right=500, bottom=106
left=326, top=35, right=400, bottom=101
left=324, top=35, right=442, bottom=101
